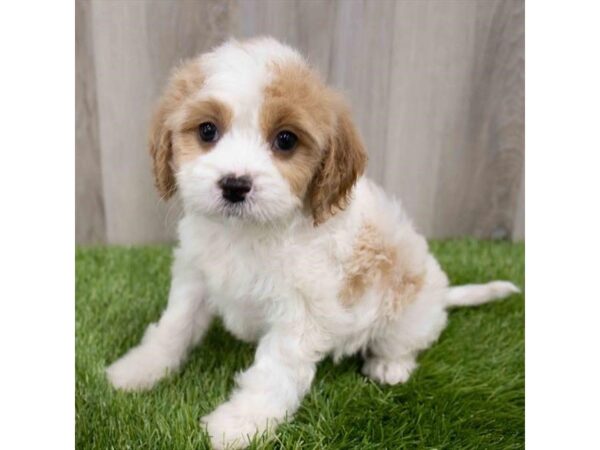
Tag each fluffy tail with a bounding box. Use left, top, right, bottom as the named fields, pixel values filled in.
left=444, top=281, right=520, bottom=308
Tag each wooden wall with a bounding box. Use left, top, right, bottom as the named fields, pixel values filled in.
left=76, top=0, right=524, bottom=244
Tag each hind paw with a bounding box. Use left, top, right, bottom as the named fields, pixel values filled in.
left=362, top=357, right=417, bottom=385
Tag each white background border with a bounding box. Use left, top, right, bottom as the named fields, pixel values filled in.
left=0, top=1, right=74, bottom=449
left=1, top=1, right=600, bottom=448
left=526, top=0, right=600, bottom=448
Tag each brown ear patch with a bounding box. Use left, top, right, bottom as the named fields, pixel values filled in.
left=149, top=59, right=205, bottom=199
left=340, top=222, right=425, bottom=313
left=308, top=105, right=367, bottom=224
left=260, top=61, right=367, bottom=223
left=171, top=98, right=234, bottom=164
left=260, top=62, right=336, bottom=200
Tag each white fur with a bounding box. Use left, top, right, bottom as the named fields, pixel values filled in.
left=106, top=38, right=520, bottom=449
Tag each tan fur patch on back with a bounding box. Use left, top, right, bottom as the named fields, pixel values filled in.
left=340, top=222, right=425, bottom=314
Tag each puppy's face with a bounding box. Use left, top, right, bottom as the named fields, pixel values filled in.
left=150, top=39, right=366, bottom=225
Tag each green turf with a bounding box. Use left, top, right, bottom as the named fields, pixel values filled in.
left=76, top=239, right=524, bottom=449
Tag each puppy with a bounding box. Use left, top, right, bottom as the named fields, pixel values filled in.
left=106, top=37, right=519, bottom=449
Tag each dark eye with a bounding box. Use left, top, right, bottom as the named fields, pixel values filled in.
left=198, top=122, right=219, bottom=143
left=273, top=130, right=298, bottom=151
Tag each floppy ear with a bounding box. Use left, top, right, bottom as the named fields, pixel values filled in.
left=149, top=105, right=176, bottom=200
left=308, top=105, right=367, bottom=224
left=149, top=60, right=204, bottom=199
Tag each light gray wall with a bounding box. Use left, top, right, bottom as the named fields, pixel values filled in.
left=76, top=0, right=524, bottom=244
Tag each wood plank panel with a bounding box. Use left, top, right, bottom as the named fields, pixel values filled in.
left=76, top=0, right=106, bottom=244
left=434, top=0, right=525, bottom=239
left=76, top=0, right=524, bottom=244
left=90, top=0, right=232, bottom=244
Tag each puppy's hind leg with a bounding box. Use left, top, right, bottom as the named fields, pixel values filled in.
left=362, top=280, right=520, bottom=385
left=106, top=249, right=213, bottom=391
left=362, top=290, right=448, bottom=385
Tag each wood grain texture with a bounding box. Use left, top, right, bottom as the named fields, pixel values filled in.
left=90, top=0, right=232, bottom=244
left=513, top=170, right=525, bottom=240
left=442, top=0, right=524, bottom=240
left=76, top=0, right=524, bottom=244
left=76, top=0, right=105, bottom=244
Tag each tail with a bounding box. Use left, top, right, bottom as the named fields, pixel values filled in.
left=444, top=281, right=520, bottom=308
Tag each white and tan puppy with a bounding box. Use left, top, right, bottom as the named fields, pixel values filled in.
left=106, top=37, right=519, bottom=449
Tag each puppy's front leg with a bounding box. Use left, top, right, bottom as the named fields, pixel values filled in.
left=106, top=249, right=212, bottom=391
left=202, top=326, right=321, bottom=449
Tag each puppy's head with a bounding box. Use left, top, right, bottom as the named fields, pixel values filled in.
left=150, top=38, right=366, bottom=225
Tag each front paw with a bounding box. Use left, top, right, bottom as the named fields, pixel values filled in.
left=201, top=402, right=276, bottom=450
left=106, top=344, right=173, bottom=391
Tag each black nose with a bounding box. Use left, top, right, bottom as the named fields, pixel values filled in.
left=218, top=175, right=252, bottom=203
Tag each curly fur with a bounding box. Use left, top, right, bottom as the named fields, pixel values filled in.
left=106, top=37, right=519, bottom=450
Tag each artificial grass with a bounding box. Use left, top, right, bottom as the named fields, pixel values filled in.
left=76, top=239, right=524, bottom=449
